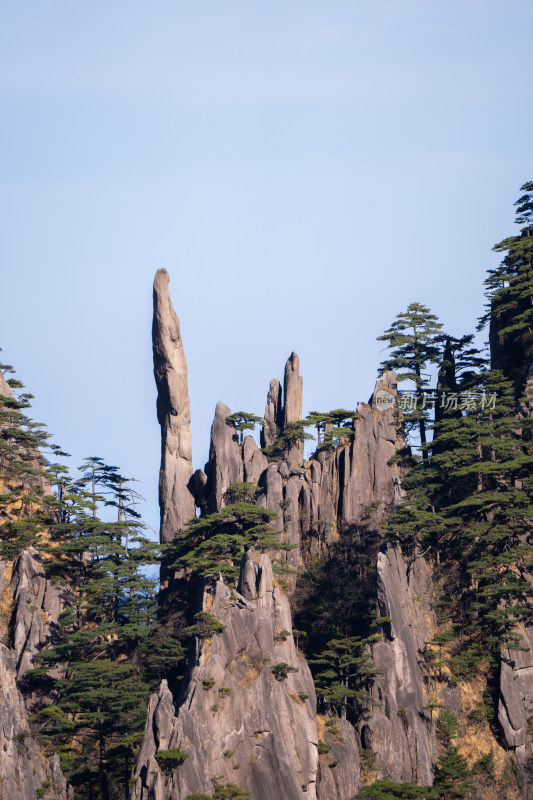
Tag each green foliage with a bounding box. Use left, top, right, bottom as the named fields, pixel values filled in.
left=478, top=181, right=533, bottom=379
left=436, top=707, right=458, bottom=745
left=225, top=412, right=263, bottom=446
left=155, top=748, right=189, bottom=774
left=202, top=677, right=216, bottom=690
left=305, top=409, right=360, bottom=450
left=433, top=746, right=474, bottom=799
left=388, top=365, right=533, bottom=662
left=472, top=749, right=496, bottom=781
left=223, top=482, right=262, bottom=504
left=311, top=635, right=381, bottom=719
left=168, top=497, right=291, bottom=583
left=317, top=739, right=331, bottom=755
left=294, top=521, right=381, bottom=722
left=184, top=795, right=213, bottom=800
left=261, top=419, right=314, bottom=460
left=357, top=780, right=433, bottom=799
left=271, top=662, right=298, bottom=681
left=377, top=302, right=443, bottom=452
left=0, top=368, right=63, bottom=558
left=30, top=454, right=159, bottom=800
left=186, top=611, right=226, bottom=639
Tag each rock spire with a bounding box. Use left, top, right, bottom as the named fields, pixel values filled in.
left=152, top=269, right=195, bottom=542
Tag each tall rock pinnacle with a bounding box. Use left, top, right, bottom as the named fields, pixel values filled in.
left=283, top=352, right=303, bottom=425
left=152, top=269, right=195, bottom=542
left=283, top=352, right=303, bottom=467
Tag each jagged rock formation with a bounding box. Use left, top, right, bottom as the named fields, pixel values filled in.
left=130, top=553, right=324, bottom=800
left=498, top=365, right=533, bottom=798
left=363, top=546, right=436, bottom=784
left=261, top=379, right=282, bottom=448
left=0, top=368, right=69, bottom=800
left=153, top=268, right=195, bottom=542
left=204, top=401, right=244, bottom=512
left=283, top=352, right=304, bottom=468
left=0, top=642, right=67, bottom=800
left=135, top=272, right=441, bottom=799
left=9, top=547, right=67, bottom=676
left=136, top=271, right=533, bottom=799
left=0, top=549, right=69, bottom=800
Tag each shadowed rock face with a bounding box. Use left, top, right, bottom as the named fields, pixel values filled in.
left=0, top=645, right=67, bottom=800
left=130, top=553, right=326, bottom=800
left=0, top=549, right=69, bottom=800
left=204, top=401, right=244, bottom=512
left=363, top=546, right=436, bottom=784
left=283, top=352, right=304, bottom=468
left=261, top=378, right=283, bottom=448
left=152, top=269, right=195, bottom=542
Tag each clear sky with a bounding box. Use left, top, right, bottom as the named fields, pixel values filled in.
left=1, top=0, right=532, bottom=538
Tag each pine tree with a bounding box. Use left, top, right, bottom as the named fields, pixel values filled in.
left=377, top=303, right=443, bottom=455
left=169, top=486, right=293, bottom=583
left=34, top=461, right=159, bottom=800
left=0, top=362, right=63, bottom=558
left=311, top=634, right=381, bottom=719
left=357, top=780, right=433, bottom=799
left=225, top=412, right=263, bottom=446
left=433, top=746, right=474, bottom=799
left=479, top=180, right=533, bottom=388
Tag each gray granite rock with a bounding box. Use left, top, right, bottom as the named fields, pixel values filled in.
left=204, top=401, right=244, bottom=511
left=363, top=545, right=436, bottom=784
left=283, top=353, right=304, bottom=469
left=130, top=553, right=319, bottom=800
left=0, top=643, right=68, bottom=800
left=0, top=548, right=69, bottom=800
left=152, top=269, right=196, bottom=542
left=261, top=378, right=283, bottom=448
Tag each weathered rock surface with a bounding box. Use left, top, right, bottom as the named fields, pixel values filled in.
left=130, top=553, right=320, bottom=800
left=362, top=545, right=436, bottom=784
left=8, top=547, right=68, bottom=677
left=261, top=378, right=283, bottom=448
left=0, top=642, right=67, bottom=800
left=316, top=719, right=361, bottom=800
left=204, top=401, right=244, bottom=511
left=0, top=368, right=13, bottom=399
left=0, top=549, right=70, bottom=800
left=499, top=622, right=533, bottom=795
left=153, top=268, right=195, bottom=541
left=283, top=352, right=304, bottom=468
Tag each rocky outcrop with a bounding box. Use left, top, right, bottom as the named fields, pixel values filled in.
left=316, top=719, right=361, bottom=800
left=204, top=401, right=244, bottom=512
left=153, top=268, right=195, bottom=542
left=0, top=642, right=67, bottom=800
left=498, top=623, right=533, bottom=796
left=8, top=547, right=68, bottom=676
left=0, top=548, right=70, bottom=800
left=283, top=353, right=304, bottom=468
left=261, top=379, right=283, bottom=448
left=362, top=545, right=436, bottom=784
left=0, top=368, right=13, bottom=399
left=130, top=553, right=324, bottom=800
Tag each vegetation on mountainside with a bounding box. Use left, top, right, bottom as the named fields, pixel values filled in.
left=1, top=180, right=532, bottom=800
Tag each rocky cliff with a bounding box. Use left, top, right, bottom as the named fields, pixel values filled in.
left=0, top=370, right=69, bottom=800
left=133, top=273, right=448, bottom=800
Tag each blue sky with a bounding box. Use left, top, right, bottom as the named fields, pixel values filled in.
left=1, top=0, right=531, bottom=537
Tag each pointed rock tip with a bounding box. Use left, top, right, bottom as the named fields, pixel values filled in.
left=153, top=268, right=170, bottom=291
left=215, top=400, right=232, bottom=416
left=286, top=351, right=299, bottom=365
